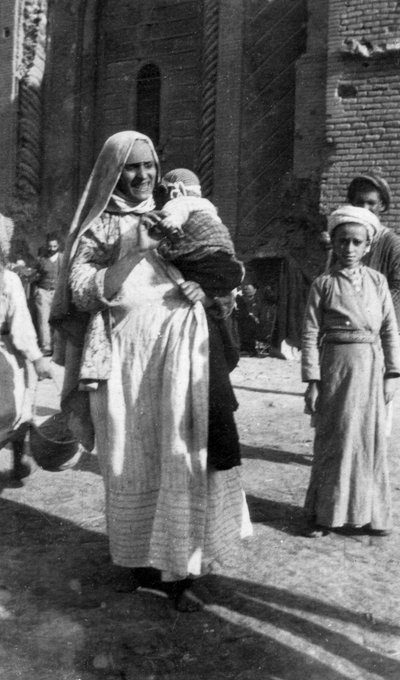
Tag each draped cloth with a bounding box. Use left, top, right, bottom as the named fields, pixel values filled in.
left=365, top=227, right=400, bottom=327
left=302, top=266, right=400, bottom=530
left=51, top=131, right=161, bottom=449
left=272, top=256, right=312, bottom=351
left=0, top=270, right=42, bottom=446
left=55, top=131, right=252, bottom=579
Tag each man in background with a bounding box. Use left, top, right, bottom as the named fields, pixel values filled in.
left=33, top=233, right=63, bottom=356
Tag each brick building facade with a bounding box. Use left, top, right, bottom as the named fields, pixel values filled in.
left=1, top=0, right=400, bottom=268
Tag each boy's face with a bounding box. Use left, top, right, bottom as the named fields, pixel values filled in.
left=351, top=188, right=383, bottom=215
left=332, top=223, right=369, bottom=269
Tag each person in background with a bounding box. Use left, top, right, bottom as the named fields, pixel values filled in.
left=0, top=245, right=51, bottom=481
left=302, top=205, right=400, bottom=538
left=236, top=282, right=262, bottom=356
left=34, top=233, right=63, bottom=355
left=346, top=173, right=400, bottom=326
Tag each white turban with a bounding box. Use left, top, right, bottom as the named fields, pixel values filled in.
left=327, top=204, right=383, bottom=241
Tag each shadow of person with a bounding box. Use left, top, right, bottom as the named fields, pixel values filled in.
left=198, top=574, right=400, bottom=680
left=233, top=383, right=304, bottom=397
left=0, top=497, right=398, bottom=680
left=246, top=493, right=305, bottom=535
left=241, top=443, right=312, bottom=466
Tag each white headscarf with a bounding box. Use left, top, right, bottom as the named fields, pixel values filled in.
left=327, top=204, right=384, bottom=242
left=52, top=130, right=160, bottom=320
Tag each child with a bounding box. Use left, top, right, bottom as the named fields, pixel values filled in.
left=156, top=168, right=243, bottom=307
left=0, top=248, right=51, bottom=481
left=302, top=204, right=400, bottom=537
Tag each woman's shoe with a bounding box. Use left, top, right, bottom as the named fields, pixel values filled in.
left=302, top=524, right=330, bottom=538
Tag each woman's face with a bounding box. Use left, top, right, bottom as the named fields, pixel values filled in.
left=351, top=188, right=383, bottom=215
left=117, top=140, right=157, bottom=204
left=332, top=223, right=369, bottom=269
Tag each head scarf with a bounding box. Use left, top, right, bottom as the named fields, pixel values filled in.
left=347, top=173, right=392, bottom=212
left=52, top=130, right=160, bottom=320
left=327, top=204, right=383, bottom=241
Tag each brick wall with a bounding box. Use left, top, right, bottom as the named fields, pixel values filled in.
left=96, top=0, right=203, bottom=170
left=321, top=0, right=400, bottom=230
left=293, top=0, right=328, bottom=179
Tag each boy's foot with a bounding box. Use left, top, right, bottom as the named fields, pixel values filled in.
left=366, top=526, right=391, bottom=537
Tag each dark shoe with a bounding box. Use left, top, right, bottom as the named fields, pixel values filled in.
left=169, top=578, right=204, bottom=612
left=11, top=460, right=31, bottom=480
left=109, top=567, right=140, bottom=593
left=302, top=524, right=330, bottom=538
left=367, top=527, right=391, bottom=537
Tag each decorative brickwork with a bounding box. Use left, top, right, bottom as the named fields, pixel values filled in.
left=321, top=0, right=400, bottom=231
left=197, top=0, right=219, bottom=198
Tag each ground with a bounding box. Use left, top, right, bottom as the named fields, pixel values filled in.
left=0, top=356, right=400, bottom=680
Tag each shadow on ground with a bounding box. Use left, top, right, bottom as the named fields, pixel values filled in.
left=0, top=497, right=399, bottom=680
left=241, top=443, right=312, bottom=466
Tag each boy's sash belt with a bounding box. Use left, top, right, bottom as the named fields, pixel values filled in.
left=322, top=330, right=378, bottom=344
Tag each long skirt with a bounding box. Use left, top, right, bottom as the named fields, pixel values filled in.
left=305, top=342, right=392, bottom=531
left=90, top=276, right=251, bottom=581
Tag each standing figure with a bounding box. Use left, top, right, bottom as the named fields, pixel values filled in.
left=302, top=205, right=400, bottom=537
left=347, top=172, right=400, bottom=326
left=236, top=283, right=262, bottom=356
left=0, top=248, right=51, bottom=480
left=51, top=131, right=251, bottom=610
left=34, top=233, right=63, bottom=355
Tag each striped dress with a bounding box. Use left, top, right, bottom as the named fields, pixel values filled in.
left=70, top=214, right=251, bottom=581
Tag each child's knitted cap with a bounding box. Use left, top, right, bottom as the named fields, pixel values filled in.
left=162, top=169, right=202, bottom=197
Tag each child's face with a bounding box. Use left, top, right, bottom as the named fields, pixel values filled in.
left=332, top=223, right=369, bottom=269
left=351, top=187, right=383, bottom=216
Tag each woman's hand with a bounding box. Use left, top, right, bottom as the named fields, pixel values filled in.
left=304, top=381, right=320, bottom=414
left=138, top=213, right=164, bottom=252
left=33, top=357, right=53, bottom=380
left=180, top=281, right=210, bottom=307
left=384, top=377, right=398, bottom=404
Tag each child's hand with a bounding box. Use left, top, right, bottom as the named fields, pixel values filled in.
left=33, top=357, right=53, bottom=380
left=304, top=381, right=320, bottom=414
left=138, top=216, right=164, bottom=252
left=159, top=213, right=185, bottom=241
left=384, top=377, right=398, bottom=404
left=140, top=211, right=163, bottom=232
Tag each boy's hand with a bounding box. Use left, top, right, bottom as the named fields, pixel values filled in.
left=304, top=381, right=320, bottom=414
left=384, top=377, right=398, bottom=404
left=33, top=357, right=53, bottom=380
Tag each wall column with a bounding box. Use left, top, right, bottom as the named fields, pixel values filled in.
left=212, top=0, right=244, bottom=241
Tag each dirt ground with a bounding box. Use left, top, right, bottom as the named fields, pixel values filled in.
left=1, top=356, right=400, bottom=680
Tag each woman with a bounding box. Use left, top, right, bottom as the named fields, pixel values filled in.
left=302, top=205, right=400, bottom=537
left=51, top=131, right=251, bottom=610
